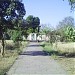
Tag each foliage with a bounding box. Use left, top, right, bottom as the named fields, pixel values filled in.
left=26, top=15, right=40, bottom=33
left=0, top=0, right=26, bottom=32
left=63, top=0, right=75, bottom=10
left=10, top=30, right=22, bottom=42
left=65, top=27, right=75, bottom=41
left=68, top=0, right=75, bottom=9
left=0, top=0, right=26, bottom=56
left=21, top=19, right=30, bottom=38
left=56, top=16, right=74, bottom=42
left=40, top=24, right=52, bottom=34
left=40, top=24, right=57, bottom=44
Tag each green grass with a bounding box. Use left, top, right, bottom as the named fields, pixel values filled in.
left=0, top=40, right=28, bottom=75
left=41, top=42, right=59, bottom=55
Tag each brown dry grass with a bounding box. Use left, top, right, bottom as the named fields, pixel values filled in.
left=0, top=40, right=28, bottom=75
left=41, top=42, right=75, bottom=75
left=52, top=42, right=75, bottom=75
left=53, top=42, right=75, bottom=53
left=53, top=56, right=75, bottom=75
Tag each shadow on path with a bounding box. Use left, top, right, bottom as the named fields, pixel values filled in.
left=27, top=44, right=43, bottom=47
left=20, top=51, right=48, bottom=56
left=20, top=43, right=48, bottom=56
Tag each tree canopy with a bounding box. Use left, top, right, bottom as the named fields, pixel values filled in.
left=0, top=0, right=26, bottom=56
left=26, top=15, right=40, bottom=32
left=68, top=0, right=75, bottom=9
left=64, top=0, right=75, bottom=9
left=0, top=0, right=26, bottom=35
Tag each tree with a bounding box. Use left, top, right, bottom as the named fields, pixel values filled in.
left=56, top=16, right=74, bottom=42
left=20, top=19, right=29, bottom=39
left=26, top=15, right=40, bottom=33
left=65, top=27, right=75, bottom=41
left=0, top=0, right=26, bottom=57
left=68, top=0, right=75, bottom=9
left=40, top=24, right=54, bottom=42
left=33, top=17, right=40, bottom=32
left=63, top=0, right=75, bottom=9
left=40, top=24, right=52, bottom=34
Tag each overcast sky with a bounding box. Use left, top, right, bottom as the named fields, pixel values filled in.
left=22, top=0, right=74, bottom=27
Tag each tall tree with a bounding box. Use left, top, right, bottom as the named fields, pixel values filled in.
left=26, top=15, right=40, bottom=33
left=33, top=17, right=40, bottom=32
left=0, top=0, right=26, bottom=57
left=20, top=19, right=29, bottom=39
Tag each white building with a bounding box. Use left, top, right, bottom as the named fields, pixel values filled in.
left=27, top=33, right=49, bottom=41
left=27, top=33, right=37, bottom=41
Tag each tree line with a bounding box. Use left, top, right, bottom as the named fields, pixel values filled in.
left=41, top=16, right=75, bottom=46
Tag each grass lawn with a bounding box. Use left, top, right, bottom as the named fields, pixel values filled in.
left=0, top=55, right=17, bottom=75
left=0, top=40, right=28, bottom=75
left=41, top=42, right=75, bottom=75
left=52, top=55, right=75, bottom=75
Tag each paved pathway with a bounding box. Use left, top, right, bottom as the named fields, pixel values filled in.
left=7, top=42, right=67, bottom=75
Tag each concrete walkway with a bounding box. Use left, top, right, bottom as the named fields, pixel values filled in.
left=7, top=42, right=67, bottom=75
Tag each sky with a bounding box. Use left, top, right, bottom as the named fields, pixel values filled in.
left=22, top=0, right=74, bottom=28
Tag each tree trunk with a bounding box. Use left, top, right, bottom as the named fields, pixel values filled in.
left=2, top=35, right=5, bottom=57
left=49, top=35, right=50, bottom=43
left=55, top=35, right=58, bottom=49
